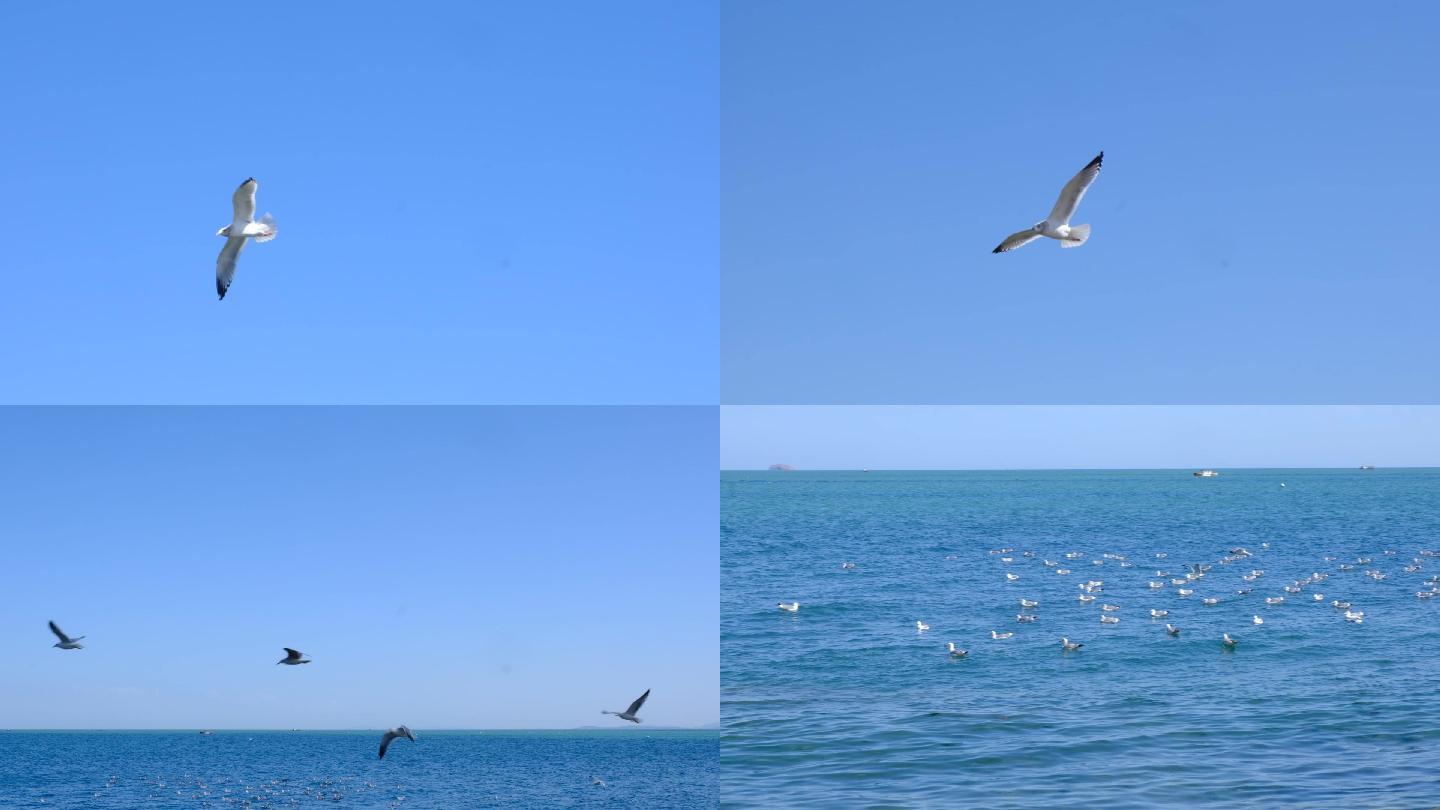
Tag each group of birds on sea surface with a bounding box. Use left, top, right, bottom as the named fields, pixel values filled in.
left=44, top=620, right=653, bottom=762
left=783, top=544, right=1438, bottom=660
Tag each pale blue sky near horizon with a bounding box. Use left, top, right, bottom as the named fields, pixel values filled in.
left=0, top=3, right=716, bottom=404
left=721, top=406, right=1440, bottom=470
left=723, top=1, right=1440, bottom=403
left=0, top=407, right=718, bottom=729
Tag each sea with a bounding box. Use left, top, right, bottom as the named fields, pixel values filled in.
left=721, top=468, right=1440, bottom=808
left=0, top=729, right=717, bottom=808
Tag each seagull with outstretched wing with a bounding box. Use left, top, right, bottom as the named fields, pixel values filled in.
left=378, top=725, right=416, bottom=759
left=276, top=647, right=311, bottom=665
left=215, top=177, right=278, bottom=299
left=49, top=620, right=85, bottom=650
left=602, top=688, right=650, bottom=723
left=992, top=152, right=1103, bottom=253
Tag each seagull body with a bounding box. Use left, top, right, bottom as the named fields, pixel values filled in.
left=778, top=602, right=800, bottom=612
left=1005, top=573, right=1019, bottom=582
left=1222, top=633, right=1238, bottom=648
left=603, top=689, right=650, bottom=723
left=1203, top=598, right=1220, bottom=606
left=993, top=152, right=1104, bottom=252
left=947, top=642, right=968, bottom=658
left=1252, top=615, right=1264, bottom=625
left=48, top=621, right=84, bottom=650
left=1165, top=624, right=1181, bottom=636
left=1019, top=598, right=1039, bottom=609
left=916, top=620, right=931, bottom=631
left=215, top=178, right=278, bottom=300
left=1101, top=604, right=1120, bottom=612
left=276, top=648, right=311, bottom=665
left=1100, top=615, right=1120, bottom=624
left=1265, top=597, right=1285, bottom=606
left=1060, top=637, right=1083, bottom=652
left=378, top=726, right=416, bottom=759
left=840, top=562, right=857, bottom=570
left=990, top=630, right=1013, bottom=640
left=1016, top=614, right=1037, bottom=623
left=1150, top=609, right=1169, bottom=619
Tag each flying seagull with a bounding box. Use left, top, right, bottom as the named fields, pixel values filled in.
left=215, top=177, right=278, bottom=300
left=49, top=621, right=84, bottom=650
left=602, top=689, right=650, bottom=724
left=276, top=648, right=311, bottom=665
left=378, top=726, right=416, bottom=759
left=992, top=152, right=1103, bottom=253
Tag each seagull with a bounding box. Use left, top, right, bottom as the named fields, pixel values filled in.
left=1099, top=615, right=1120, bottom=624
left=276, top=648, right=311, bottom=665
left=1265, top=597, right=1285, bottom=605
left=1060, top=637, right=1083, bottom=652
left=1016, top=614, right=1037, bottom=623
left=1019, top=598, right=1039, bottom=608
left=592, top=777, right=607, bottom=788
left=916, top=620, right=931, bottom=631
left=48, top=621, right=84, bottom=650
left=992, top=152, right=1103, bottom=253
left=990, top=630, right=1014, bottom=640
left=1252, top=615, right=1264, bottom=625
left=215, top=178, right=278, bottom=300
left=947, top=642, right=968, bottom=658
left=1222, top=633, right=1238, bottom=648
left=1101, top=604, right=1120, bottom=612
left=840, top=562, right=857, bottom=570
left=1005, top=573, right=1019, bottom=582
left=1165, top=624, right=1181, bottom=636
left=778, top=602, right=800, bottom=612
left=1150, top=609, right=1170, bottom=619
left=602, top=689, right=650, bottom=723
left=378, top=726, right=416, bottom=759
left=1203, top=598, right=1220, bottom=606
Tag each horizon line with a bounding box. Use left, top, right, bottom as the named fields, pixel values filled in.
left=721, top=465, right=1433, bottom=472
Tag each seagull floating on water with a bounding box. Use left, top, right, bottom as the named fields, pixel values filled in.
left=49, top=621, right=84, bottom=650
left=602, top=689, right=650, bottom=724
left=778, top=602, right=800, bottom=612
left=1099, top=615, right=1120, bottom=624
left=947, top=642, right=968, bottom=658
left=1222, top=633, right=1238, bottom=649
left=1150, top=609, right=1169, bottom=619
left=215, top=178, right=278, bottom=300
left=991, top=630, right=1014, bottom=640
left=378, top=726, right=416, bottom=759
left=1165, top=624, right=1181, bottom=636
left=1252, top=615, right=1264, bottom=625
left=916, top=621, right=931, bottom=631
left=1016, top=614, right=1037, bottom=623
left=992, top=152, right=1103, bottom=253
left=1019, top=598, right=1039, bottom=608
left=1060, top=637, right=1083, bottom=652
left=276, top=648, right=311, bottom=665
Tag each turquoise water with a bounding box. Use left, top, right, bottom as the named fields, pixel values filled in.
left=0, top=730, right=717, bottom=808
left=722, top=469, right=1440, bottom=808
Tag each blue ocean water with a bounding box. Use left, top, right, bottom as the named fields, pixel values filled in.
left=721, top=469, right=1440, bottom=808
left=0, top=730, right=717, bottom=808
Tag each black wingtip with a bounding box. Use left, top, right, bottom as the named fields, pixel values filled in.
left=1090, top=151, right=1103, bottom=169
left=992, top=246, right=1003, bottom=254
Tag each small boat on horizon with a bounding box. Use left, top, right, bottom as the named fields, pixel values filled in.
left=1193, top=470, right=1220, bottom=477
left=1359, top=465, right=1376, bottom=470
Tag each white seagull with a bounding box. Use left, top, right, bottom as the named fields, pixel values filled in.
left=378, top=726, right=416, bottom=759
left=215, top=177, right=278, bottom=300
left=778, top=602, right=800, bottom=612
left=990, top=630, right=1014, bottom=640
left=276, top=648, right=311, bottom=665
left=916, top=620, right=931, bottom=631
left=1060, top=637, right=1083, bottom=652
left=992, top=152, right=1104, bottom=253
left=947, top=642, right=968, bottom=658
left=1252, top=615, right=1264, bottom=625
left=603, top=689, right=650, bottom=724
left=1019, top=598, right=1039, bottom=608
left=1165, top=624, right=1181, bottom=636
left=49, top=621, right=84, bottom=650
left=1222, top=633, right=1238, bottom=649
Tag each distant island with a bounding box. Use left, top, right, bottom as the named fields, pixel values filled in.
left=769, top=463, right=795, bottom=471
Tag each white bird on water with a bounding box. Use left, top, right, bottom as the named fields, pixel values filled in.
left=1150, top=609, right=1170, bottom=618
left=1165, top=624, right=1181, bottom=636
left=991, top=630, right=1014, bottom=640
left=378, top=726, right=416, bottom=759
left=1005, top=573, right=1019, bottom=582
left=1060, top=637, right=1083, bottom=652
left=602, top=689, right=650, bottom=724
left=215, top=178, right=278, bottom=300
left=49, top=621, right=84, bottom=650
left=276, top=648, right=311, bottom=665
left=947, top=642, right=968, bottom=658
left=778, top=602, right=800, bottom=612
left=1252, top=615, right=1264, bottom=625
left=1222, top=633, right=1238, bottom=649
left=916, top=620, right=931, bottom=631
left=1099, top=615, right=1120, bottom=625
left=1019, top=598, right=1039, bottom=608
left=992, top=152, right=1104, bottom=253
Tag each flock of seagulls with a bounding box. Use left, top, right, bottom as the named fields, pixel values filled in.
left=43, top=621, right=654, bottom=758
left=778, top=537, right=1439, bottom=661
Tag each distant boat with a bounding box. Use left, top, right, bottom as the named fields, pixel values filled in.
left=1193, top=470, right=1220, bottom=477
left=1359, top=465, right=1376, bottom=470
left=768, top=464, right=795, bottom=471
left=198, top=730, right=213, bottom=736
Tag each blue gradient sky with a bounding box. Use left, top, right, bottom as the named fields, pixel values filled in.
left=722, top=406, right=1440, bottom=470
left=0, top=3, right=716, bottom=404
left=0, top=407, right=717, bottom=729
left=722, top=1, right=1440, bottom=403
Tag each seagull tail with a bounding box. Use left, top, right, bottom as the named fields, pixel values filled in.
left=254, top=212, right=278, bottom=243
left=1060, top=223, right=1090, bottom=248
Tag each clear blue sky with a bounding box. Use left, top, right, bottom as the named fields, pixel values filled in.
left=722, top=1, right=1440, bottom=403
left=0, top=407, right=717, bottom=729
left=0, top=3, right=716, bottom=404
left=722, top=405, right=1440, bottom=469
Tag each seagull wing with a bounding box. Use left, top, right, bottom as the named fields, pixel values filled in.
left=625, top=689, right=650, bottom=716
left=1046, top=152, right=1103, bottom=226
left=282, top=647, right=302, bottom=661
left=232, top=178, right=257, bottom=223
left=992, top=230, right=1042, bottom=254
left=216, top=235, right=247, bottom=300
left=48, top=621, right=71, bottom=643
left=379, top=729, right=397, bottom=759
